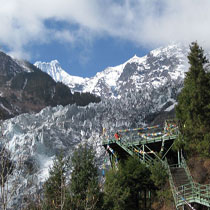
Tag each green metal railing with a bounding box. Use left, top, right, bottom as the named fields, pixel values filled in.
left=102, top=134, right=178, bottom=146
left=165, top=159, right=178, bottom=205
left=115, top=140, right=154, bottom=164
left=173, top=182, right=210, bottom=208
left=166, top=156, right=210, bottom=209
left=180, top=154, right=194, bottom=183
left=102, top=122, right=210, bottom=209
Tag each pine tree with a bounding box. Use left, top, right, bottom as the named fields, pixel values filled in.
left=69, top=144, right=102, bottom=210
left=176, top=42, right=210, bottom=155
left=103, top=157, right=153, bottom=210
left=43, top=154, right=70, bottom=210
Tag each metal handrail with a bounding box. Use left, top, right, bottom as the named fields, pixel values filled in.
left=180, top=154, right=194, bottom=184
left=165, top=159, right=178, bottom=204
left=102, top=126, right=210, bottom=208
left=128, top=144, right=153, bottom=164
left=102, top=133, right=178, bottom=146
left=176, top=182, right=210, bottom=205
left=167, top=156, right=210, bottom=208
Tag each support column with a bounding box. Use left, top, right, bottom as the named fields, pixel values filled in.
left=149, top=190, right=151, bottom=209
left=144, top=190, right=146, bottom=209
left=143, top=144, right=145, bottom=162
left=178, top=150, right=180, bottom=166
left=110, top=153, right=113, bottom=167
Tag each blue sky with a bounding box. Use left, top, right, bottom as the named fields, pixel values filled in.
left=0, top=0, right=210, bottom=78
left=28, top=35, right=150, bottom=77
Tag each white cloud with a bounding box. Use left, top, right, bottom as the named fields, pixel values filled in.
left=1, top=0, right=210, bottom=58
left=54, top=30, right=75, bottom=43
left=98, top=0, right=210, bottom=49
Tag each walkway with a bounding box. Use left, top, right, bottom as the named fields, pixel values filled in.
left=167, top=155, right=210, bottom=209
left=102, top=121, right=210, bottom=209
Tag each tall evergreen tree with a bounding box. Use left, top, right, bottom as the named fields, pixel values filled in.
left=103, top=157, right=153, bottom=210
left=176, top=42, right=210, bottom=155
left=43, top=154, right=70, bottom=210
left=69, top=144, right=102, bottom=210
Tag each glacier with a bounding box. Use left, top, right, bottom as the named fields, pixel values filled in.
left=1, top=43, right=194, bottom=208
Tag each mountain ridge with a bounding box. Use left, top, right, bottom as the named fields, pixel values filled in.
left=0, top=52, right=100, bottom=119
left=35, top=43, right=189, bottom=99
left=0, top=43, right=194, bottom=208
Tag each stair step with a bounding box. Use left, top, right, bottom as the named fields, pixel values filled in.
left=170, top=167, right=191, bottom=188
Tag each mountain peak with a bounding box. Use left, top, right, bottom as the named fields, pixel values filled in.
left=51, top=59, right=59, bottom=64
left=35, top=43, right=189, bottom=98
left=34, top=60, right=87, bottom=89
left=35, top=60, right=61, bottom=72
left=49, top=59, right=61, bottom=67
left=35, top=60, right=67, bottom=81
left=126, top=54, right=145, bottom=64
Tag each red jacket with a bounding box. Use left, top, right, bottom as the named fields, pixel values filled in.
left=114, top=133, right=120, bottom=140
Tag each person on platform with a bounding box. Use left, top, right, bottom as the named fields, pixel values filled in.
left=114, top=132, right=121, bottom=142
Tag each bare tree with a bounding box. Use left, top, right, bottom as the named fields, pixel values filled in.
left=0, top=122, right=27, bottom=210
left=0, top=142, right=24, bottom=209
left=22, top=183, right=43, bottom=210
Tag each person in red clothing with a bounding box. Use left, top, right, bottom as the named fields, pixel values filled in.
left=114, top=132, right=121, bottom=140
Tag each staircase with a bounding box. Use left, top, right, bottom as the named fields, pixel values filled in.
left=167, top=162, right=210, bottom=209
left=102, top=122, right=210, bottom=209
left=171, top=167, right=190, bottom=187
left=115, top=140, right=156, bottom=165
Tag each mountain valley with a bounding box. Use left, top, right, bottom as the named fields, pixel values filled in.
left=0, top=43, right=197, bottom=208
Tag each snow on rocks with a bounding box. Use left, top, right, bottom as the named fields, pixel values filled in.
left=1, top=42, right=192, bottom=208
left=35, top=43, right=189, bottom=99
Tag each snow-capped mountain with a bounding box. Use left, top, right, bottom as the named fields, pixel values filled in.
left=1, top=43, right=194, bottom=208
left=0, top=52, right=100, bottom=120
left=35, top=43, right=189, bottom=99
left=34, top=60, right=88, bottom=90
